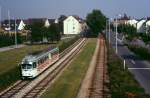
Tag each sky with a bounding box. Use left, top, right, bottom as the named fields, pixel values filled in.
left=0, top=0, right=150, bottom=20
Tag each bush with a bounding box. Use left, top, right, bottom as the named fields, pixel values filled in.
left=128, top=45, right=150, bottom=61
left=0, top=33, right=23, bottom=48
left=58, top=36, right=80, bottom=52
left=0, top=66, right=21, bottom=91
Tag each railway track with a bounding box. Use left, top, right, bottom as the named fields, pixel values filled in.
left=0, top=38, right=85, bottom=98
left=0, top=81, right=30, bottom=98
left=23, top=38, right=86, bottom=98
left=89, top=35, right=106, bottom=98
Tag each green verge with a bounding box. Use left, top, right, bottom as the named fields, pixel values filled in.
left=128, top=45, right=150, bottom=61
left=0, top=45, right=51, bottom=74
left=40, top=38, right=97, bottom=98
left=0, top=36, right=79, bottom=92
left=107, top=45, right=150, bottom=98
left=0, top=45, right=50, bottom=91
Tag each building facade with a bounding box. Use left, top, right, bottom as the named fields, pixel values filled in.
left=63, top=16, right=82, bottom=35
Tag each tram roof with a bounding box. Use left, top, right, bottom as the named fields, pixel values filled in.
left=22, top=46, right=58, bottom=63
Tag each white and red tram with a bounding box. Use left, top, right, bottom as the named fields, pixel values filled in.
left=20, top=47, right=59, bottom=79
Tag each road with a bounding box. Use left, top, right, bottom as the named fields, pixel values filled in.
left=0, top=44, right=25, bottom=52
left=109, top=32, right=150, bottom=94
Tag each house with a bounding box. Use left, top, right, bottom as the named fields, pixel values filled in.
left=1, top=19, right=25, bottom=31
left=136, top=19, right=146, bottom=33
left=18, top=20, right=26, bottom=30
left=44, top=19, right=55, bottom=27
left=54, top=18, right=59, bottom=24
left=127, top=19, right=138, bottom=28
left=63, top=16, right=86, bottom=34
left=112, top=14, right=130, bottom=26
left=44, top=19, right=50, bottom=27
left=146, top=20, right=150, bottom=28
left=24, top=18, right=55, bottom=28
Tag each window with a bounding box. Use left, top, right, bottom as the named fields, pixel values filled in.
left=33, top=62, right=36, bottom=68
left=21, top=64, right=32, bottom=69
left=73, top=27, right=75, bottom=30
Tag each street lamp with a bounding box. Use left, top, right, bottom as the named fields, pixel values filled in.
left=8, top=10, right=11, bottom=33
left=115, top=14, right=121, bottom=54
left=146, top=17, right=148, bottom=35
left=115, top=17, right=118, bottom=53
left=106, top=19, right=108, bottom=39
left=0, top=6, right=1, bottom=29
left=108, top=18, right=112, bottom=44
left=15, top=18, right=17, bottom=48
left=13, top=17, right=17, bottom=48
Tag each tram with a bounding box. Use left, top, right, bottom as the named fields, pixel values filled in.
left=20, top=47, right=59, bottom=79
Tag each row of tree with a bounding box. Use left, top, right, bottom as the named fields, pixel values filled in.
left=24, top=15, right=68, bottom=43
left=25, top=22, right=61, bottom=43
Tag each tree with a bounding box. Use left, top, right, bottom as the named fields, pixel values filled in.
left=25, top=21, right=61, bottom=43
left=47, top=23, right=61, bottom=42
left=148, top=26, right=150, bottom=34
left=86, top=9, right=106, bottom=36
left=117, top=24, right=136, bottom=40
left=58, top=15, right=67, bottom=35
left=26, top=22, right=45, bottom=42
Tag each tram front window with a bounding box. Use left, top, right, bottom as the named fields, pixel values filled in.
left=22, top=64, right=32, bottom=69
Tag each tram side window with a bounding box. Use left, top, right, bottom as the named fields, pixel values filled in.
left=37, top=56, right=49, bottom=65
left=33, top=62, right=36, bottom=68
left=51, top=50, right=57, bottom=57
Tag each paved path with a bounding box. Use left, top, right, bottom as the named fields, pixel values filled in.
left=77, top=35, right=107, bottom=98
left=0, top=44, right=25, bottom=52
left=77, top=38, right=100, bottom=98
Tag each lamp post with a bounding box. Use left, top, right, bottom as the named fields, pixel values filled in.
left=0, top=6, right=1, bottom=29
left=8, top=10, right=11, bottom=33
left=115, top=14, right=121, bottom=54
left=15, top=18, right=17, bottom=48
left=115, top=17, right=118, bottom=53
left=106, top=19, right=108, bottom=39
left=146, top=17, right=148, bottom=35
left=13, top=17, right=17, bottom=48
left=108, top=18, right=111, bottom=44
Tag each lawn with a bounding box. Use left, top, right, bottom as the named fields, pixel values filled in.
left=40, top=38, right=97, bottom=98
left=0, top=36, right=79, bottom=92
left=0, top=45, right=51, bottom=74
left=0, top=44, right=51, bottom=91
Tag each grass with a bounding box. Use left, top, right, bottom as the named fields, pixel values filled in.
left=0, top=44, right=51, bottom=91
left=0, top=45, right=51, bottom=74
left=40, top=38, right=97, bottom=98
left=107, top=44, right=150, bottom=98
left=0, top=36, right=79, bottom=92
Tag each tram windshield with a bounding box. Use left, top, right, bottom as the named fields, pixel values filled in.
left=21, top=64, right=32, bottom=69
